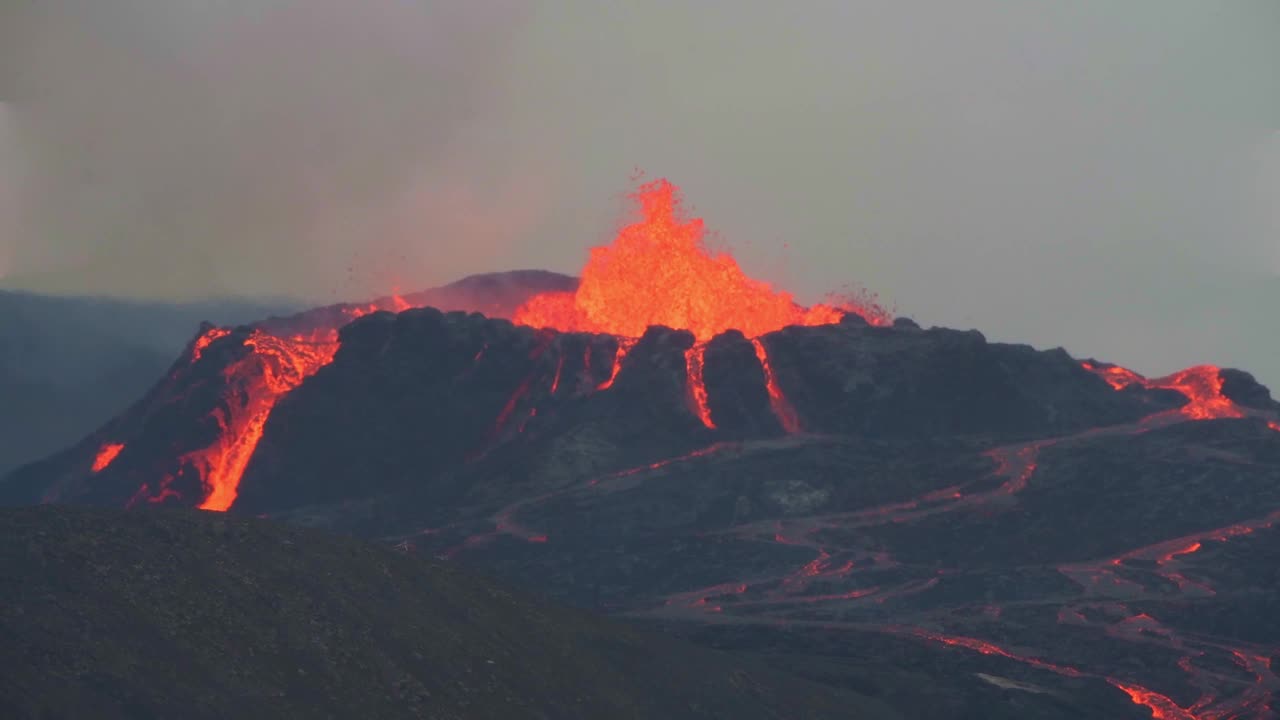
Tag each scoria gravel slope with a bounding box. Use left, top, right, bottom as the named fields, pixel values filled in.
left=8, top=306, right=1280, bottom=719
left=0, top=504, right=902, bottom=720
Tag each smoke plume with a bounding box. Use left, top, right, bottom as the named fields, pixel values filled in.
left=2, top=1, right=538, bottom=301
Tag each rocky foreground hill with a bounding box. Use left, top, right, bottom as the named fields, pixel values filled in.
left=8, top=300, right=1280, bottom=718
left=0, top=504, right=901, bottom=720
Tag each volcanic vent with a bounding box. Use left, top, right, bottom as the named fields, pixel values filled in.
left=6, top=179, right=888, bottom=512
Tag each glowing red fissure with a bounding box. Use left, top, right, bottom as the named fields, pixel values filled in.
left=91, top=443, right=125, bottom=473
left=685, top=345, right=715, bottom=429
left=750, top=338, right=801, bottom=434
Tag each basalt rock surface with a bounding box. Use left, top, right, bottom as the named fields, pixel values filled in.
left=6, top=306, right=1280, bottom=719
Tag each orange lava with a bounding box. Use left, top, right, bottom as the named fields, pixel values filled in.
left=188, top=331, right=340, bottom=511
left=751, top=338, right=802, bottom=434
left=685, top=345, right=716, bottom=429
left=135, top=299, right=412, bottom=512
left=91, top=443, right=125, bottom=473
left=549, top=353, right=566, bottom=395
left=1081, top=361, right=1146, bottom=391
left=1158, top=366, right=1245, bottom=421
left=1082, top=362, right=1245, bottom=421
left=596, top=339, right=636, bottom=391
left=190, top=327, right=231, bottom=363
left=513, top=178, right=887, bottom=341
left=1107, top=680, right=1197, bottom=720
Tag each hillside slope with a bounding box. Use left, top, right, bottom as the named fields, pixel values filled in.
left=0, top=504, right=899, bottom=720
left=0, top=291, right=296, bottom=477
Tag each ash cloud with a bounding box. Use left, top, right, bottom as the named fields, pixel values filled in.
left=2, top=1, right=541, bottom=301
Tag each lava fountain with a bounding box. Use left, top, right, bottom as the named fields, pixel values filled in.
left=514, top=178, right=889, bottom=429
left=513, top=178, right=887, bottom=340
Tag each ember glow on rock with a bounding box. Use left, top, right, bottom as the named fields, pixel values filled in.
left=684, top=345, right=715, bottom=429
left=91, top=443, right=125, bottom=473
left=751, top=338, right=801, bottom=434
left=190, top=327, right=231, bottom=363
left=183, top=331, right=340, bottom=511
left=137, top=301, right=401, bottom=511
left=1081, top=362, right=1246, bottom=421
left=513, top=179, right=888, bottom=341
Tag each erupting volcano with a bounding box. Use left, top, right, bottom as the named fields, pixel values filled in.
left=86, top=178, right=889, bottom=512
left=12, top=171, right=1279, bottom=720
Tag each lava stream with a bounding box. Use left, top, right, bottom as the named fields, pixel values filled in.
left=596, top=338, right=636, bottom=391
left=1082, top=361, right=1252, bottom=423
left=1058, top=507, right=1280, bottom=599
left=751, top=338, right=802, bottom=434
left=685, top=345, right=716, bottom=429
left=190, top=327, right=231, bottom=362
left=91, top=443, right=125, bottom=473
left=131, top=328, right=343, bottom=511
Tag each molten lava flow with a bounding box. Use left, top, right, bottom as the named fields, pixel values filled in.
left=190, top=327, right=231, bottom=363
left=684, top=345, right=715, bottom=429
left=1107, top=680, right=1198, bottom=720
left=750, top=338, right=801, bottom=434
left=91, top=443, right=125, bottom=473
left=595, top=338, right=636, bottom=391
left=1081, top=361, right=1146, bottom=391
left=144, top=331, right=341, bottom=512
left=1158, top=366, right=1245, bottom=421
left=514, top=179, right=887, bottom=341
left=1082, top=362, right=1246, bottom=421
left=549, top=353, right=566, bottom=395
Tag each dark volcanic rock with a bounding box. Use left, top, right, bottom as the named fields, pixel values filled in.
left=0, top=505, right=899, bottom=720
left=5, top=300, right=1279, bottom=719
left=760, top=324, right=1171, bottom=439
left=3, top=312, right=1174, bottom=513
left=702, top=330, right=786, bottom=437
left=1220, top=367, right=1278, bottom=410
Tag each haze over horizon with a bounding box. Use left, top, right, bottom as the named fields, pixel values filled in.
left=0, top=1, right=1277, bottom=386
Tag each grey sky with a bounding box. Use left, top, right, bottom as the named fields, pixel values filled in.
left=1, top=1, right=1277, bottom=386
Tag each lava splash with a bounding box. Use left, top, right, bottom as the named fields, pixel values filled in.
left=513, top=178, right=888, bottom=341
